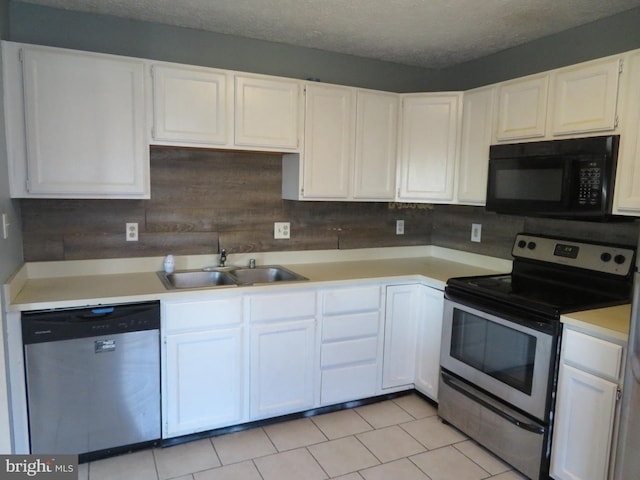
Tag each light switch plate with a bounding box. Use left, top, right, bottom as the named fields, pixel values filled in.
left=396, top=219, right=405, bottom=235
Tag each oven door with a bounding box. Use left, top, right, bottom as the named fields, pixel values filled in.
left=440, top=299, right=554, bottom=421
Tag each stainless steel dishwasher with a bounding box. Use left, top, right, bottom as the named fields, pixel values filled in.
left=22, top=301, right=161, bottom=458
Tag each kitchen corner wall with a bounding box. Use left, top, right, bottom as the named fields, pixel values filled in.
left=20, top=149, right=640, bottom=263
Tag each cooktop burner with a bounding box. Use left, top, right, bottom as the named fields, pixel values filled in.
left=446, top=233, right=636, bottom=319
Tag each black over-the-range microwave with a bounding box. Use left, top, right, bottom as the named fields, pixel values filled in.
left=485, top=135, right=619, bottom=219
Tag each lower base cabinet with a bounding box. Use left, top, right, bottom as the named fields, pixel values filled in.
left=414, top=285, right=445, bottom=400
left=250, top=319, right=317, bottom=419
left=161, top=295, right=246, bottom=438
left=319, top=286, right=383, bottom=405
left=550, top=326, right=624, bottom=480
left=248, top=290, right=318, bottom=420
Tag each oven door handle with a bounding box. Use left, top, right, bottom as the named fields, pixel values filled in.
left=441, top=372, right=545, bottom=435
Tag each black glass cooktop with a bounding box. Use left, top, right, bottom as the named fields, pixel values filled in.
left=447, top=271, right=631, bottom=319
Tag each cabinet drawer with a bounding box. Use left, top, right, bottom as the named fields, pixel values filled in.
left=321, top=337, right=378, bottom=367
left=249, top=291, right=316, bottom=322
left=322, top=286, right=380, bottom=315
left=321, top=363, right=378, bottom=405
left=163, top=296, right=243, bottom=333
left=322, top=311, right=380, bottom=341
left=563, top=328, right=623, bottom=380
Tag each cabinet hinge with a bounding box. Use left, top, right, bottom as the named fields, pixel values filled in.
left=18, top=48, right=23, bottom=63
left=617, top=386, right=622, bottom=401
left=614, top=115, right=619, bottom=129
left=619, top=59, right=624, bottom=74
left=25, top=179, right=30, bottom=192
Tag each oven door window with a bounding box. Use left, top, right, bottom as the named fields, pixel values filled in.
left=450, top=308, right=536, bottom=395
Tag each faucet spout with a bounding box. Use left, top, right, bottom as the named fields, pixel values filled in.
left=219, top=248, right=227, bottom=267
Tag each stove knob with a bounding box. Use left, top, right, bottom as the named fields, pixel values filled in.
left=527, top=241, right=537, bottom=250
left=517, top=240, right=527, bottom=248
left=614, top=254, right=626, bottom=265
left=600, top=252, right=612, bottom=262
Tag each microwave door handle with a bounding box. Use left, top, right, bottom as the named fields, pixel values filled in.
left=441, top=372, right=545, bottom=435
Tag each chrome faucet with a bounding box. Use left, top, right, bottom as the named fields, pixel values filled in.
left=219, top=248, right=227, bottom=267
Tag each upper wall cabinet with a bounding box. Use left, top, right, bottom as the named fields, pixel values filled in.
left=282, top=84, right=398, bottom=201
left=397, top=93, right=462, bottom=202
left=613, top=50, right=640, bottom=215
left=151, top=64, right=231, bottom=146
left=457, top=85, right=496, bottom=205
left=550, top=57, right=621, bottom=135
left=3, top=42, right=149, bottom=198
left=495, top=73, right=549, bottom=141
left=234, top=75, right=301, bottom=150
left=150, top=65, right=301, bottom=152
left=494, top=56, right=622, bottom=143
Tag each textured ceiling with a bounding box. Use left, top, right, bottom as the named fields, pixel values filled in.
left=16, top=0, right=640, bottom=68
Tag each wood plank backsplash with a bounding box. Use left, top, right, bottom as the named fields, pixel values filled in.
left=20, top=148, right=640, bottom=262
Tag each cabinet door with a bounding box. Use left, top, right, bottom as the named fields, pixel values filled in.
left=151, top=64, right=229, bottom=145
left=250, top=319, right=317, bottom=419
left=398, top=93, right=461, bottom=201
left=302, top=83, right=356, bottom=199
left=550, top=57, right=621, bottom=135
left=551, top=364, right=618, bottom=480
left=495, top=74, right=548, bottom=141
left=457, top=86, right=495, bottom=205
left=414, top=285, right=444, bottom=401
left=164, top=327, right=245, bottom=438
left=614, top=51, right=640, bottom=215
left=20, top=46, right=147, bottom=197
left=235, top=75, right=300, bottom=150
left=353, top=90, right=398, bottom=200
left=382, top=284, right=422, bottom=389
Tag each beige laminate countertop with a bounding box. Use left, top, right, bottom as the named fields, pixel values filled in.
left=561, top=304, right=631, bottom=341
left=5, top=247, right=630, bottom=340
left=7, top=255, right=507, bottom=311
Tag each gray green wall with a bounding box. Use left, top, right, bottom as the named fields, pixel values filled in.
left=8, top=2, right=640, bottom=92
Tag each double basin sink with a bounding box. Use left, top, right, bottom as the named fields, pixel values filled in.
left=158, top=265, right=308, bottom=290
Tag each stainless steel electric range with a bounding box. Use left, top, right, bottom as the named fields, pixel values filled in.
left=439, top=233, right=636, bottom=480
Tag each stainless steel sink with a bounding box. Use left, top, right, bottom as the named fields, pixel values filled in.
left=157, top=265, right=307, bottom=289
left=157, top=270, right=238, bottom=290
left=228, top=265, right=308, bottom=285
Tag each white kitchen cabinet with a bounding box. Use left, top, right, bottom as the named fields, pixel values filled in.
left=414, top=285, right=444, bottom=401
left=151, top=63, right=230, bottom=145
left=382, top=284, right=423, bottom=389
left=614, top=50, right=640, bottom=215
left=551, top=327, right=624, bottom=480
left=397, top=93, right=462, bottom=202
left=3, top=41, right=149, bottom=198
left=234, top=74, right=301, bottom=150
left=495, top=73, right=549, bottom=141
left=549, top=57, right=621, bottom=136
left=161, top=295, right=246, bottom=438
left=282, top=85, right=398, bottom=201
left=319, top=285, right=383, bottom=405
left=457, top=85, right=496, bottom=205
left=248, top=290, right=318, bottom=419
left=298, top=83, right=356, bottom=199
left=353, top=90, right=399, bottom=200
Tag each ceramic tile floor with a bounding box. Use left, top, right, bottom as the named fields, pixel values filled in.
left=78, top=394, right=529, bottom=480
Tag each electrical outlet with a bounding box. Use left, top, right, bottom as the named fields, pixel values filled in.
left=274, top=222, right=290, bottom=239
left=471, top=223, right=482, bottom=243
left=126, top=222, right=139, bottom=242
left=396, top=219, right=405, bottom=235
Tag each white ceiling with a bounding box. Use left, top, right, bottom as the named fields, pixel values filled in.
left=16, top=0, right=640, bottom=68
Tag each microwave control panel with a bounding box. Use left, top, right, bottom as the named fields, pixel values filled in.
left=577, top=162, right=602, bottom=207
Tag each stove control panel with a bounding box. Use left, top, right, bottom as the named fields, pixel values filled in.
left=512, top=233, right=635, bottom=276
